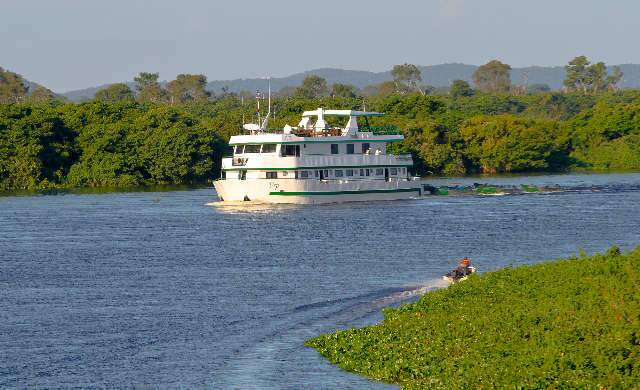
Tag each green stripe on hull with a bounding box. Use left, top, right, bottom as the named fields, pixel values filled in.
left=269, top=188, right=422, bottom=196
left=224, top=164, right=412, bottom=171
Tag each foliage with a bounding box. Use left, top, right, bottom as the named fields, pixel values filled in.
left=27, top=86, right=58, bottom=103
left=167, top=74, right=210, bottom=104
left=2, top=84, right=640, bottom=190
left=391, top=64, right=423, bottom=94
left=459, top=115, right=556, bottom=173
left=134, top=72, right=167, bottom=103
left=296, top=75, right=329, bottom=99
left=0, top=67, right=28, bottom=104
left=94, top=83, right=135, bottom=103
left=564, top=56, right=624, bottom=94
left=449, top=79, right=474, bottom=98
left=306, top=247, right=640, bottom=389
left=0, top=101, right=225, bottom=190
left=331, top=83, right=358, bottom=98
left=473, top=60, right=511, bottom=92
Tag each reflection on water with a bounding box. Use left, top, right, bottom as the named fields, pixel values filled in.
left=1, top=172, right=640, bottom=389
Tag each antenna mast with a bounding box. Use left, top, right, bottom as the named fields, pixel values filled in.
left=260, top=77, right=272, bottom=130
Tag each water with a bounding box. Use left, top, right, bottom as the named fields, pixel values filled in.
left=1, top=173, right=640, bottom=389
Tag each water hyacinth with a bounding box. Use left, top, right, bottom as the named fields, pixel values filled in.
left=306, top=246, right=640, bottom=389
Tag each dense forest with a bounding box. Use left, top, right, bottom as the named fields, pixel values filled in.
left=1, top=58, right=640, bottom=191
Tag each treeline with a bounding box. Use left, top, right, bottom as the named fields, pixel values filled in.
left=0, top=102, right=226, bottom=190
left=1, top=59, right=640, bottom=191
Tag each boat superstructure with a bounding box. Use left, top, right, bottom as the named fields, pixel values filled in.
left=213, top=108, right=421, bottom=204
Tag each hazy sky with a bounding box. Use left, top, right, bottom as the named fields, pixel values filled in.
left=2, top=0, right=639, bottom=92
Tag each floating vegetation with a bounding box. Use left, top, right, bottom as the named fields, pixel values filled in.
left=306, top=246, right=640, bottom=389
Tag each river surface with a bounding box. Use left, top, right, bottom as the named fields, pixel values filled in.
left=2, top=173, right=640, bottom=389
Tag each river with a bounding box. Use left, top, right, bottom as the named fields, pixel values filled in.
left=1, top=173, right=640, bottom=388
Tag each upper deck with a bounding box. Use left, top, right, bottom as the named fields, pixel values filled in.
left=221, top=108, right=412, bottom=173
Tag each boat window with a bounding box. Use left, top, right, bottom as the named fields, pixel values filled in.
left=244, top=144, right=261, bottom=153
left=314, top=170, right=319, bottom=178
left=282, top=145, right=300, bottom=157
left=261, top=144, right=276, bottom=153
left=221, top=171, right=226, bottom=179
left=376, top=168, right=383, bottom=176
left=300, top=171, right=309, bottom=179
left=266, top=172, right=277, bottom=179
left=334, top=170, right=344, bottom=177
left=239, top=170, right=247, bottom=180
left=365, top=169, right=370, bottom=176
left=362, top=143, right=370, bottom=154
left=346, top=144, right=354, bottom=154
left=331, top=144, right=339, bottom=154
left=235, top=145, right=245, bottom=154
left=390, top=168, right=398, bottom=175
left=323, top=169, right=329, bottom=178
left=360, top=169, right=364, bottom=176
left=282, top=171, right=288, bottom=176
left=346, top=169, right=354, bottom=176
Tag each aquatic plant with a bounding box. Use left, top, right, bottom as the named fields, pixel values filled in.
left=306, top=247, right=640, bottom=389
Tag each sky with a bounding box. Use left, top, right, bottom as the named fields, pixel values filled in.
left=1, top=0, right=639, bottom=92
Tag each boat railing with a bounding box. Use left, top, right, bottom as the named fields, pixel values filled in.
left=241, top=126, right=401, bottom=136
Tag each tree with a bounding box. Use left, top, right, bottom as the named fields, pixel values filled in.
left=134, top=72, right=167, bottom=103
left=588, top=62, right=607, bottom=94
left=450, top=80, right=474, bottom=98
left=460, top=115, right=554, bottom=173
left=295, top=75, right=329, bottom=99
left=94, top=83, right=135, bottom=103
left=473, top=60, right=512, bottom=93
left=167, top=74, right=210, bottom=104
left=0, top=67, right=28, bottom=104
left=564, top=56, right=591, bottom=93
left=605, top=66, right=624, bottom=91
left=564, top=57, right=624, bottom=94
left=28, top=86, right=57, bottom=103
left=331, top=83, right=358, bottom=98
left=391, top=64, right=423, bottom=94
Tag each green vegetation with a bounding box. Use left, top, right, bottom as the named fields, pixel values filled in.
left=1, top=57, right=640, bottom=191
left=306, top=247, right=640, bottom=389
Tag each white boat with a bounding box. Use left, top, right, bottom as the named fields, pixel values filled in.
left=442, top=266, right=476, bottom=284
left=213, top=107, right=422, bottom=204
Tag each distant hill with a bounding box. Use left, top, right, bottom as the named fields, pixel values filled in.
left=61, top=63, right=640, bottom=101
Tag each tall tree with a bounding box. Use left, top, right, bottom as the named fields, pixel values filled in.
left=472, top=60, right=512, bottom=93
left=564, top=57, right=624, bottom=94
left=450, top=80, right=474, bottom=98
left=295, top=75, right=329, bottom=99
left=134, top=72, right=167, bottom=103
left=167, top=74, right=210, bottom=104
left=564, top=56, right=593, bottom=93
left=94, top=83, right=135, bottom=103
left=0, top=67, right=28, bottom=104
left=391, top=63, right=423, bottom=94
left=605, top=66, right=624, bottom=91
left=331, top=83, right=358, bottom=98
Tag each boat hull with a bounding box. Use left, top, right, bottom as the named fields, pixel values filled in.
left=213, top=179, right=422, bottom=204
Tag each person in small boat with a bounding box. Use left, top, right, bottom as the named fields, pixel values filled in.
left=453, top=257, right=473, bottom=279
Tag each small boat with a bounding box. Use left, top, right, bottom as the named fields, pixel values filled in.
left=443, top=257, right=476, bottom=284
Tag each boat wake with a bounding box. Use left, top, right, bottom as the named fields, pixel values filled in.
left=215, top=279, right=448, bottom=388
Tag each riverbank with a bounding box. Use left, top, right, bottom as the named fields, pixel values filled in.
left=306, top=247, right=640, bottom=388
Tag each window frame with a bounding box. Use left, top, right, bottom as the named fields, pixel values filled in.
left=330, top=144, right=339, bottom=154
left=346, top=144, right=355, bottom=154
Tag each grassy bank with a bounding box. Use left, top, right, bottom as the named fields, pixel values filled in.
left=306, top=247, right=640, bottom=388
